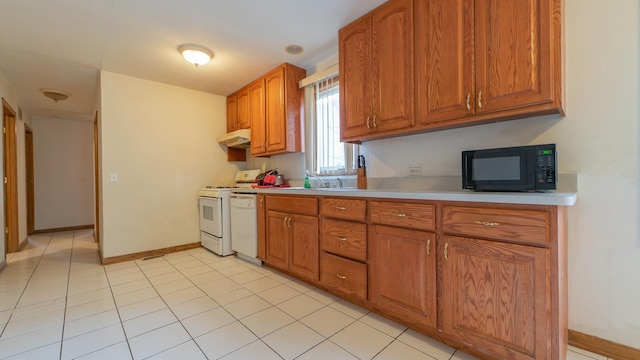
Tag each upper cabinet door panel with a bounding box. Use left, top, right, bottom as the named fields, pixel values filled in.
left=416, top=0, right=475, bottom=124
left=265, top=67, right=286, bottom=153
left=371, top=0, right=414, bottom=132
left=339, top=16, right=372, bottom=140
left=236, top=87, right=251, bottom=130
left=249, top=79, right=266, bottom=156
left=475, top=0, right=554, bottom=113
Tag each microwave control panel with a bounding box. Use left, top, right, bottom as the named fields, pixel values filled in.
left=535, top=147, right=556, bottom=185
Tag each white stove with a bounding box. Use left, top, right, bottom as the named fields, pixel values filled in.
left=197, top=170, right=260, bottom=256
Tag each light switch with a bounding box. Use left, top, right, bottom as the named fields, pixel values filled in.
left=110, top=172, right=118, bottom=182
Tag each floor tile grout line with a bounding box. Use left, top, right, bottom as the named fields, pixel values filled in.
left=59, top=231, right=77, bottom=359
left=77, top=231, right=135, bottom=360
left=0, top=233, right=58, bottom=358
left=129, top=251, right=212, bottom=359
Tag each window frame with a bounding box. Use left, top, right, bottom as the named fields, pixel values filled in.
left=304, top=72, right=358, bottom=177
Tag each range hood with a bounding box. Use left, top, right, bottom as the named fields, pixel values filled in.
left=217, top=129, right=251, bottom=148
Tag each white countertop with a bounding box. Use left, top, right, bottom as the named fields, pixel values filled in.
left=235, top=175, right=578, bottom=206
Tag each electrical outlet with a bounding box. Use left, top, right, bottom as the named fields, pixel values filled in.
left=110, top=172, right=118, bottom=182
left=408, top=166, right=422, bottom=177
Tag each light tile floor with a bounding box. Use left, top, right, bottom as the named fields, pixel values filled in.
left=0, top=230, right=609, bottom=360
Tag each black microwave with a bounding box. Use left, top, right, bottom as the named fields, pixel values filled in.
left=462, top=144, right=557, bottom=192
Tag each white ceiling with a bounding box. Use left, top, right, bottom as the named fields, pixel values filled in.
left=0, top=0, right=386, bottom=121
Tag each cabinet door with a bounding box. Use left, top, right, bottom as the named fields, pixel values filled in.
left=250, top=79, right=267, bottom=156
left=236, top=87, right=250, bottom=130
left=339, top=15, right=372, bottom=140
left=226, top=94, right=238, bottom=133
left=416, top=0, right=475, bottom=124
left=289, top=214, right=319, bottom=282
left=265, top=66, right=286, bottom=153
left=257, top=195, right=266, bottom=260
left=266, top=210, right=289, bottom=270
left=441, top=235, right=551, bottom=360
left=370, top=0, right=414, bottom=132
left=369, top=225, right=436, bottom=329
left=475, top=0, right=554, bottom=114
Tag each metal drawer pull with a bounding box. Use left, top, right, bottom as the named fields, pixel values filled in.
left=336, top=273, right=347, bottom=279
left=426, top=239, right=431, bottom=256
left=478, top=91, right=483, bottom=109
left=287, top=217, right=292, bottom=228
left=466, top=92, right=471, bottom=110
left=336, top=206, right=347, bottom=211
left=444, top=243, right=449, bottom=261
left=337, top=237, right=347, bottom=241
left=372, top=114, right=377, bottom=128
left=366, top=116, right=371, bottom=129
left=392, top=213, right=406, bottom=217
left=475, top=221, right=500, bottom=227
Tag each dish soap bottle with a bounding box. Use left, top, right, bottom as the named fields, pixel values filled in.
left=304, top=173, right=311, bottom=189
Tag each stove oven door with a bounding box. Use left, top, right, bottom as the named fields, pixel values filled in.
left=198, top=197, right=222, bottom=238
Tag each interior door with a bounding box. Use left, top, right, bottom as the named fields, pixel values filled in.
left=2, top=99, right=18, bottom=253
left=25, top=125, right=34, bottom=235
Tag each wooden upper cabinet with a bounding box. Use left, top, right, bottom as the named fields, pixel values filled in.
left=249, top=79, right=267, bottom=156
left=340, top=0, right=414, bottom=141
left=226, top=94, right=238, bottom=133
left=236, top=87, right=251, bottom=130
left=415, top=0, right=475, bottom=125
left=475, top=0, right=559, bottom=114
left=251, top=63, right=306, bottom=157
left=227, top=87, right=251, bottom=132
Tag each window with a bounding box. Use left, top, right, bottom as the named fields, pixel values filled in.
left=307, top=74, right=358, bottom=175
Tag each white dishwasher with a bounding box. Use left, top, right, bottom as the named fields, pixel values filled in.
left=230, top=193, right=261, bottom=265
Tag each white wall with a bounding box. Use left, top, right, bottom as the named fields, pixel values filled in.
left=99, top=71, right=242, bottom=258
left=270, top=0, right=640, bottom=348
left=31, top=116, right=94, bottom=230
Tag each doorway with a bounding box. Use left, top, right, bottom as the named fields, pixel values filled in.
left=2, top=98, right=18, bottom=253
left=93, top=112, right=100, bottom=245
left=25, top=125, right=34, bottom=235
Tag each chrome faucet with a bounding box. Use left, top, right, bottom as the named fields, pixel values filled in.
left=305, top=171, right=342, bottom=188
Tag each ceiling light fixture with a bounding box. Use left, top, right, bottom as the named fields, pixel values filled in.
left=179, top=44, right=213, bottom=67
left=40, top=88, right=70, bottom=103
left=285, top=44, right=304, bottom=55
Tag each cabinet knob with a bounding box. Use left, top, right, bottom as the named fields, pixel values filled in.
left=336, top=273, right=347, bottom=280
left=337, top=237, right=347, bottom=242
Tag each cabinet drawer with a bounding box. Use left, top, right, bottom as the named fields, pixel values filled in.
left=266, top=195, right=318, bottom=216
left=321, top=219, right=366, bottom=262
left=320, top=198, right=367, bottom=221
left=320, top=252, right=367, bottom=301
left=442, top=206, right=549, bottom=245
left=370, top=201, right=435, bottom=231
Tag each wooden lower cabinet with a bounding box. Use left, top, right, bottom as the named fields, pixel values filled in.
left=320, top=252, right=367, bottom=301
left=289, top=214, right=319, bottom=281
left=261, top=194, right=566, bottom=360
left=369, top=225, right=437, bottom=329
left=265, top=198, right=319, bottom=282
left=441, top=235, right=552, bottom=360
